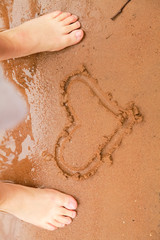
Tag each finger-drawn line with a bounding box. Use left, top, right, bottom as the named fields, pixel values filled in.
left=53, top=66, right=142, bottom=180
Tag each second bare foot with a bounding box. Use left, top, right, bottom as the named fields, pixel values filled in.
left=0, top=183, right=77, bottom=231
left=1, top=11, right=84, bottom=58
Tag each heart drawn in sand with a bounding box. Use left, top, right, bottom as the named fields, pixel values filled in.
left=54, top=66, right=142, bottom=180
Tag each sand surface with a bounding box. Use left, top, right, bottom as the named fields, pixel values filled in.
left=0, top=0, right=160, bottom=239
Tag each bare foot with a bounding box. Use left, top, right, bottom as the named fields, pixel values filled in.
left=0, top=183, right=77, bottom=231
left=1, top=11, right=84, bottom=58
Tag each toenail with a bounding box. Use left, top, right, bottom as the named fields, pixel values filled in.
left=67, top=218, right=72, bottom=224
left=68, top=201, right=76, bottom=209
left=72, top=211, right=76, bottom=218
left=75, top=31, right=82, bottom=39
left=76, top=22, right=80, bottom=27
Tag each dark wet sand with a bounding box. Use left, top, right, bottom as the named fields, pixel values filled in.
left=0, top=0, right=160, bottom=239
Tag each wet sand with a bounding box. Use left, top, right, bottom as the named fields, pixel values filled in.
left=0, top=0, right=160, bottom=239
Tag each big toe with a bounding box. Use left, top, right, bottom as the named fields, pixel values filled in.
left=64, top=29, right=84, bottom=47
left=58, top=194, right=78, bottom=210
left=64, top=196, right=77, bottom=210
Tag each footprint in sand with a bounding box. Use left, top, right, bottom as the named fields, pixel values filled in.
left=54, top=66, right=142, bottom=180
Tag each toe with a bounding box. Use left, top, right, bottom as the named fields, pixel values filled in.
left=46, top=11, right=62, bottom=18
left=45, top=223, right=57, bottom=231
left=57, top=216, right=72, bottom=225
left=56, top=12, right=71, bottom=21
left=64, top=196, right=78, bottom=210
left=57, top=193, right=78, bottom=210
left=61, top=208, right=77, bottom=218
left=63, top=29, right=84, bottom=47
left=62, top=15, right=78, bottom=25
left=64, top=21, right=81, bottom=33
left=50, top=220, right=65, bottom=228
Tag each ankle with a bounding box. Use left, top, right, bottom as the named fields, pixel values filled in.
left=0, top=29, right=22, bottom=60
left=0, top=183, right=21, bottom=213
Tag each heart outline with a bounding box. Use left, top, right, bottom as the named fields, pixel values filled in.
left=55, top=66, right=142, bottom=180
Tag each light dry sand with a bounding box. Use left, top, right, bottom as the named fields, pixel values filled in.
left=0, top=0, right=160, bottom=239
